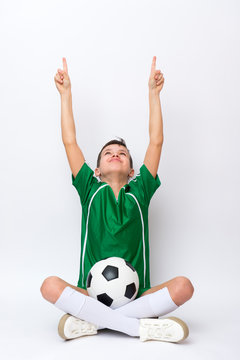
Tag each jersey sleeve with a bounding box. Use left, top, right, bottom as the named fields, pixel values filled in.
left=71, top=162, right=97, bottom=206
left=129, top=163, right=161, bottom=206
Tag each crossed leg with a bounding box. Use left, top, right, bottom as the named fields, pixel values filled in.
left=139, top=276, right=194, bottom=306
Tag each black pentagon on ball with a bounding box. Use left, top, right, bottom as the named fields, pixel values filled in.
left=97, top=293, right=113, bottom=307
left=102, top=265, right=119, bottom=281
left=125, top=260, right=136, bottom=272
left=125, top=282, right=136, bottom=299
left=86, top=272, right=92, bottom=288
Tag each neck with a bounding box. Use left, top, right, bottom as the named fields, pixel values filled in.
left=100, top=175, right=128, bottom=197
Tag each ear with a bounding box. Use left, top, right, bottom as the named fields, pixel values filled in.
left=95, top=167, right=101, bottom=177
left=128, top=168, right=134, bottom=179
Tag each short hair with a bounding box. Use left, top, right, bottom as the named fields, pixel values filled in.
left=96, top=137, right=133, bottom=169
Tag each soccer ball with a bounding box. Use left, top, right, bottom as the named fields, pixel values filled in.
left=86, top=257, right=139, bottom=309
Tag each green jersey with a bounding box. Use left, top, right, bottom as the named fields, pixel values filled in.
left=72, top=161, right=161, bottom=298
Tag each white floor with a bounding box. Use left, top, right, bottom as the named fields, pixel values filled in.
left=2, top=289, right=239, bottom=360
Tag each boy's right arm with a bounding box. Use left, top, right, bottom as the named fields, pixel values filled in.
left=64, top=142, right=85, bottom=179
left=55, top=58, right=85, bottom=179
left=61, top=91, right=85, bottom=179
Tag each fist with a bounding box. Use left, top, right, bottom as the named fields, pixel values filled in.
left=148, top=56, right=164, bottom=93
left=54, top=57, right=71, bottom=95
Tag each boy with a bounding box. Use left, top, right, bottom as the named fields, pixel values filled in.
left=40, top=57, right=194, bottom=342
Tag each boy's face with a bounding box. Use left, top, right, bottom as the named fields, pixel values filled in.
left=95, top=144, right=134, bottom=181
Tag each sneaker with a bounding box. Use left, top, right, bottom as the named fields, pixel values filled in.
left=139, top=316, right=189, bottom=343
left=58, top=313, right=98, bottom=340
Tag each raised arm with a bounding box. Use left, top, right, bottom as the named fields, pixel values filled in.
left=144, top=56, right=164, bottom=179
left=54, top=58, right=85, bottom=178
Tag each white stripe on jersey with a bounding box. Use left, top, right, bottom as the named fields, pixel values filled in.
left=126, top=192, right=146, bottom=288
left=82, top=184, right=109, bottom=287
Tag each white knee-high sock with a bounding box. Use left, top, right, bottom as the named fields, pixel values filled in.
left=54, top=286, right=140, bottom=337
left=117, top=287, right=178, bottom=317
left=97, top=287, right=179, bottom=330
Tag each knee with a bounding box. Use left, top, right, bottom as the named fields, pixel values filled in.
left=174, top=276, right=194, bottom=301
left=40, top=276, right=63, bottom=303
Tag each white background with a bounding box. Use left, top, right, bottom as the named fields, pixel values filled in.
left=1, top=0, right=239, bottom=359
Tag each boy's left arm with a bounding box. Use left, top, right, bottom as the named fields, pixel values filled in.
left=144, top=56, right=164, bottom=179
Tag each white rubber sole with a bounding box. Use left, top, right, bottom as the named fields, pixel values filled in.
left=58, top=314, right=98, bottom=340
left=139, top=316, right=189, bottom=342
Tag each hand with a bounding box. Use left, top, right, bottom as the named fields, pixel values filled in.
left=54, top=57, right=71, bottom=95
left=148, top=56, right=164, bottom=94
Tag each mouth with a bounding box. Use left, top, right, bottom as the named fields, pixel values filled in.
left=110, top=159, right=121, bottom=162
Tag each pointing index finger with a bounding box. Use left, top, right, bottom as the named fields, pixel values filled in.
left=151, top=56, right=156, bottom=75
left=62, top=57, right=68, bottom=74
